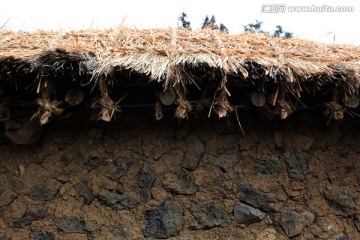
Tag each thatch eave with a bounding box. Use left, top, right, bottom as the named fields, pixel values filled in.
left=1, top=27, right=359, bottom=122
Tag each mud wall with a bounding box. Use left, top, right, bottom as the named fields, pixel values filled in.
left=0, top=110, right=359, bottom=240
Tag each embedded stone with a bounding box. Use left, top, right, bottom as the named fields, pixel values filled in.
left=323, top=189, right=356, bottom=217
left=237, top=184, right=282, bottom=212
left=190, top=203, right=231, bottom=230
left=182, top=136, right=204, bottom=171
left=144, top=201, right=183, bottom=239
left=234, top=203, right=265, bottom=225
left=280, top=211, right=315, bottom=237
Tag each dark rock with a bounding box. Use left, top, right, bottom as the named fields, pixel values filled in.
left=109, top=158, right=134, bottom=182
left=190, top=203, right=231, bottom=230
left=84, top=150, right=104, bottom=169
left=182, top=136, right=204, bottom=171
left=84, top=221, right=98, bottom=232
left=28, top=185, right=58, bottom=201
left=144, top=201, right=183, bottom=239
left=327, top=160, right=353, bottom=183
left=330, top=234, right=348, bottom=240
left=237, top=184, right=282, bottom=212
left=163, top=170, right=198, bottom=195
left=84, top=221, right=100, bottom=238
left=139, top=163, right=155, bottom=202
left=56, top=216, right=84, bottom=233
left=0, top=189, right=16, bottom=207
left=255, top=155, right=280, bottom=174
left=285, top=152, right=309, bottom=181
left=13, top=206, right=47, bottom=228
left=234, top=203, right=265, bottom=225
left=97, top=189, right=138, bottom=210
left=56, top=217, right=99, bottom=237
left=56, top=174, right=70, bottom=184
left=29, top=231, right=55, bottom=240
left=280, top=211, right=315, bottom=237
left=209, top=147, right=240, bottom=172
left=323, top=189, right=356, bottom=217
left=74, top=180, right=94, bottom=205
left=109, top=225, right=129, bottom=238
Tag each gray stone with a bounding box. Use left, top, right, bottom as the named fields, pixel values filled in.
left=56, top=174, right=70, bottom=184
left=84, top=150, right=104, bottom=169
left=109, top=225, right=129, bottom=238
left=209, top=147, right=240, bottom=172
left=330, top=234, right=348, bottom=240
left=234, top=203, right=265, bottom=225
left=323, top=189, right=356, bottom=217
left=13, top=206, right=47, bottom=228
left=29, top=231, right=55, bottom=240
left=286, top=152, right=309, bottom=181
left=0, top=189, right=16, bottom=207
left=28, top=185, right=58, bottom=201
left=139, top=163, right=155, bottom=202
left=97, top=189, right=138, bottom=210
left=74, top=180, right=94, bottom=205
left=110, top=158, right=134, bottom=182
left=163, top=170, right=198, bottom=195
left=144, top=201, right=183, bottom=239
left=182, top=136, right=204, bottom=171
left=280, top=211, right=315, bottom=237
left=83, top=221, right=100, bottom=238
left=255, top=155, right=280, bottom=174
left=285, top=152, right=309, bottom=181
left=56, top=216, right=84, bottom=233
left=237, top=184, right=282, bottom=212
left=190, top=203, right=231, bottom=230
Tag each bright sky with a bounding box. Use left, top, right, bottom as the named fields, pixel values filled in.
left=1, top=0, right=359, bottom=44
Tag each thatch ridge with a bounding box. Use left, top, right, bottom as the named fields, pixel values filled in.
left=0, top=27, right=359, bottom=123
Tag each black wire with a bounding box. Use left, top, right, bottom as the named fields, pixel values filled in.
left=8, top=102, right=360, bottom=112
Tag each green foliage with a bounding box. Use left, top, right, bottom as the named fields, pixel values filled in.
left=178, top=12, right=191, bottom=29
left=201, top=15, right=228, bottom=33
left=178, top=13, right=228, bottom=33
left=243, top=20, right=264, bottom=33
left=177, top=13, right=292, bottom=38
left=274, top=25, right=293, bottom=39
left=244, top=20, right=293, bottom=39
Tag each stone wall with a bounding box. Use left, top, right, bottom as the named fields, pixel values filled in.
left=0, top=110, right=359, bottom=239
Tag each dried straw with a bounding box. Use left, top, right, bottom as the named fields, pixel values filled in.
left=0, top=27, right=359, bottom=122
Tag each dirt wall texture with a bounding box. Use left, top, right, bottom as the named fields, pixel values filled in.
left=0, top=110, right=359, bottom=240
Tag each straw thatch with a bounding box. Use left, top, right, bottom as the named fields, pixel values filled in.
left=0, top=27, right=359, bottom=123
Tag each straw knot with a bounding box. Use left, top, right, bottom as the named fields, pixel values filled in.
left=175, top=98, right=192, bottom=119
left=214, top=98, right=233, bottom=118
left=277, top=98, right=296, bottom=119
left=323, top=101, right=345, bottom=120
left=32, top=98, right=63, bottom=125
left=97, top=94, right=120, bottom=122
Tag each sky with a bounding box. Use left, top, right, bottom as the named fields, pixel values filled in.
left=1, top=0, right=359, bottom=44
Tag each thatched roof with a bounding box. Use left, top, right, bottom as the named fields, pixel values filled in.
left=0, top=27, right=359, bottom=123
